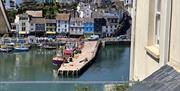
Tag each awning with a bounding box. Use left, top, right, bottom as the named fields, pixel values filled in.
left=46, top=31, right=56, bottom=34
left=19, top=31, right=29, bottom=34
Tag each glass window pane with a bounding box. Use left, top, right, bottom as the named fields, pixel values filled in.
left=155, top=15, right=160, bottom=45
left=157, top=0, right=161, bottom=12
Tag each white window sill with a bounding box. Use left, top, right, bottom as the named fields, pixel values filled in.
left=145, top=45, right=160, bottom=60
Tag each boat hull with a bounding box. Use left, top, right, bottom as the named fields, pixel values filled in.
left=0, top=48, right=12, bottom=52
left=52, top=56, right=64, bottom=66
left=14, top=48, right=29, bottom=52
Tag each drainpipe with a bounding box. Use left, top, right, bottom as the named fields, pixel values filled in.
left=129, top=0, right=137, bottom=83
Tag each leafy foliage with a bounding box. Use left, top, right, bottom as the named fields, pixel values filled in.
left=6, top=9, right=18, bottom=23
left=114, top=84, right=129, bottom=91
left=7, top=1, right=79, bottom=22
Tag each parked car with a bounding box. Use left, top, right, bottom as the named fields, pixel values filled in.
left=88, top=35, right=100, bottom=41
left=117, top=35, right=126, bottom=40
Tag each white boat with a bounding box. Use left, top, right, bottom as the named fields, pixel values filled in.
left=0, top=45, right=12, bottom=52
left=0, top=48, right=12, bottom=52
left=14, top=43, right=30, bottom=52
left=14, top=47, right=29, bottom=51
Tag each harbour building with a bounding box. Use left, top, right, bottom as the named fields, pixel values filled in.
left=2, top=0, right=16, bottom=9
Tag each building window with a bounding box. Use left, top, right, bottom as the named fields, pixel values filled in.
left=22, top=23, right=26, bottom=26
left=155, top=0, right=161, bottom=47
left=22, top=27, right=26, bottom=31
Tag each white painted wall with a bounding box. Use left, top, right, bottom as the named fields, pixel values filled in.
left=130, top=0, right=180, bottom=81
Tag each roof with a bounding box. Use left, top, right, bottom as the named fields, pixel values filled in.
left=92, top=11, right=103, bottom=18
left=71, top=17, right=84, bottom=22
left=127, top=65, right=180, bottom=91
left=26, top=10, right=43, bottom=17
left=103, top=13, right=119, bottom=18
left=31, top=18, right=46, bottom=24
left=84, top=18, right=94, bottom=23
left=56, top=13, right=70, bottom=21
left=18, top=13, right=29, bottom=17
left=46, top=19, right=56, bottom=23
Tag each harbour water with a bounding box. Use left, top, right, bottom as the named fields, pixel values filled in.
left=0, top=45, right=130, bottom=91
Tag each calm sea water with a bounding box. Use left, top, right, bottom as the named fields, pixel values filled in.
left=0, top=45, right=130, bottom=91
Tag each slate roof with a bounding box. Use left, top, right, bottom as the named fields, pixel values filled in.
left=92, top=11, right=103, bottom=18
left=127, top=65, right=180, bottom=91
left=31, top=18, right=46, bottom=24
left=56, top=13, right=70, bottom=21
left=83, top=18, right=94, bottom=23
left=26, top=10, right=43, bottom=17
left=45, top=19, right=56, bottom=23
left=70, top=17, right=84, bottom=22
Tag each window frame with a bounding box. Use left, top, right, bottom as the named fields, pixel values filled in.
left=154, top=0, right=161, bottom=47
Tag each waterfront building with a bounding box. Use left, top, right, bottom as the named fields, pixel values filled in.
left=30, top=18, right=46, bottom=37
left=77, top=2, right=93, bottom=18
left=92, top=10, right=106, bottom=36
left=0, top=0, right=11, bottom=35
left=94, top=18, right=106, bottom=36
left=83, top=18, right=94, bottom=34
left=2, top=0, right=16, bottom=9
left=15, top=13, right=30, bottom=37
left=69, top=17, right=84, bottom=37
left=56, top=13, right=70, bottom=36
left=102, top=13, right=119, bottom=37
left=45, top=19, right=56, bottom=35
left=10, top=23, right=16, bottom=32
left=129, top=0, right=180, bottom=90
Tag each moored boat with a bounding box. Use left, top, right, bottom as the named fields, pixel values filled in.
left=14, top=43, right=30, bottom=52
left=52, top=56, right=64, bottom=66
left=43, top=45, right=56, bottom=50
left=0, top=45, right=13, bottom=52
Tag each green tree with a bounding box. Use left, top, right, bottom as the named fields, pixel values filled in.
left=6, top=9, right=18, bottom=23
left=43, top=4, right=60, bottom=18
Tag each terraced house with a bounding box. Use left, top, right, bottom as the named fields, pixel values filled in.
left=83, top=18, right=94, bottom=34
left=102, top=13, right=119, bottom=37
left=70, top=17, right=84, bottom=37
left=28, top=11, right=45, bottom=36
left=30, top=18, right=46, bottom=37
left=45, top=19, right=56, bottom=35
left=56, top=13, right=70, bottom=36
left=15, top=13, right=30, bottom=37
left=2, top=0, right=16, bottom=9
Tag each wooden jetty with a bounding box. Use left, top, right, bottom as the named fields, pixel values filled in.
left=58, top=41, right=100, bottom=76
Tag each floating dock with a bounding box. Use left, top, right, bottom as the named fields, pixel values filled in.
left=58, top=41, right=100, bottom=76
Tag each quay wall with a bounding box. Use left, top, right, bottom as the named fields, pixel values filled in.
left=58, top=41, right=101, bottom=76
left=77, top=41, right=101, bottom=76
